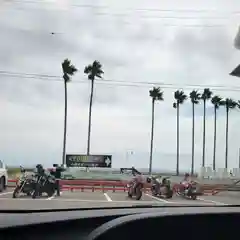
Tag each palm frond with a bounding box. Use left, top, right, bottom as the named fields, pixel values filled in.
left=84, top=60, right=104, bottom=81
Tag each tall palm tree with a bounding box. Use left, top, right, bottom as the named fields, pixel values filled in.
left=211, top=96, right=224, bottom=170
left=201, top=88, right=213, bottom=168
left=222, top=98, right=237, bottom=169
left=84, top=61, right=104, bottom=156
left=173, top=90, right=187, bottom=176
left=149, top=87, right=164, bottom=174
left=61, top=59, right=78, bottom=165
left=189, top=90, right=201, bottom=175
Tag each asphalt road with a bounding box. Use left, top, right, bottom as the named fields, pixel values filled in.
left=0, top=189, right=240, bottom=210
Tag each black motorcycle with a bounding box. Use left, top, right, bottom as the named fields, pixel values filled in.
left=32, top=173, right=56, bottom=199
left=151, top=176, right=173, bottom=199
left=12, top=168, right=35, bottom=198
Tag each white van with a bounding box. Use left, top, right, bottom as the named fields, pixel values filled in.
left=0, top=160, right=8, bottom=192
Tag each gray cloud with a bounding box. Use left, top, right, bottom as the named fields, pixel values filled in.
left=1, top=1, right=240, bottom=170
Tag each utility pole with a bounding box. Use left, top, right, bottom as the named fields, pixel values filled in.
left=238, top=148, right=240, bottom=169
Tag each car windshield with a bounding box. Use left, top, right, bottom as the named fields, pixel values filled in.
left=0, top=0, right=240, bottom=210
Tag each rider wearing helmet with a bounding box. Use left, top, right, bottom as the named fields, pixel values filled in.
left=34, top=164, right=46, bottom=197
left=180, top=173, right=190, bottom=191
left=35, top=164, right=45, bottom=177
left=51, top=164, right=65, bottom=196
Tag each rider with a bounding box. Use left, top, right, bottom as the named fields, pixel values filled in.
left=128, top=167, right=142, bottom=191
left=180, top=173, right=191, bottom=191
left=50, top=164, right=65, bottom=196
left=34, top=164, right=46, bottom=197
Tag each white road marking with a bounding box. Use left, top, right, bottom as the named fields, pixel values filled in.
left=0, top=191, right=13, bottom=196
left=103, top=193, right=112, bottom=202
left=198, top=197, right=227, bottom=205
left=46, top=195, right=55, bottom=200
left=145, top=193, right=173, bottom=203
left=45, top=199, right=162, bottom=204
left=0, top=197, right=223, bottom=205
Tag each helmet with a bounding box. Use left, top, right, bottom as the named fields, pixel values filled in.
left=36, top=164, right=43, bottom=169
left=146, top=177, right=152, bottom=183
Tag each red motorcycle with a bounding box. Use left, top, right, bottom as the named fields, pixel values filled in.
left=176, top=181, right=201, bottom=200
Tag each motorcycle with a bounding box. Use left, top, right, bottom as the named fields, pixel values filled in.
left=127, top=181, right=144, bottom=200
left=120, top=167, right=144, bottom=200
left=12, top=168, right=35, bottom=198
left=176, top=181, right=201, bottom=200
left=151, top=176, right=173, bottom=199
left=32, top=173, right=56, bottom=199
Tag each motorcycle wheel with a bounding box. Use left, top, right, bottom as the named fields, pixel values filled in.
left=128, top=191, right=133, bottom=198
left=135, top=187, right=143, bottom=200
left=152, top=191, right=158, bottom=197
left=32, top=185, right=40, bottom=199
left=32, top=191, right=37, bottom=199
left=12, top=186, right=20, bottom=198
left=47, top=187, right=55, bottom=197
left=166, top=189, right=173, bottom=199
left=191, top=195, right=197, bottom=200
left=151, top=187, right=158, bottom=196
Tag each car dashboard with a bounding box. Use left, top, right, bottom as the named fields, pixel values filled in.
left=0, top=205, right=238, bottom=239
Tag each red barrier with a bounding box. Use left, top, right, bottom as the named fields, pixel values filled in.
left=6, top=179, right=221, bottom=195
left=7, top=179, right=151, bottom=193
left=8, top=179, right=17, bottom=183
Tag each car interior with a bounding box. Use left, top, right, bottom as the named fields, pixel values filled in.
left=0, top=205, right=237, bottom=239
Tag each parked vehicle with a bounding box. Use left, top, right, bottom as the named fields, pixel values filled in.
left=0, top=160, right=8, bottom=192
left=32, top=173, right=56, bottom=199
left=127, top=181, right=144, bottom=200
left=12, top=168, right=35, bottom=198
left=176, top=181, right=201, bottom=200
left=151, top=176, right=173, bottom=199
left=122, top=167, right=144, bottom=200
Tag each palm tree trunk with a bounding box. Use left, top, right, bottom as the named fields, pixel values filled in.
left=202, top=100, right=206, bottom=168
left=176, top=102, right=180, bottom=176
left=87, top=79, right=94, bottom=156
left=62, top=81, right=67, bottom=165
left=149, top=98, right=155, bottom=175
left=225, top=107, right=229, bottom=169
left=213, top=106, right=217, bottom=170
left=191, top=103, right=195, bottom=176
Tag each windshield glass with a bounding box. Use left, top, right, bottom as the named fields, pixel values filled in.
left=0, top=0, right=240, bottom=210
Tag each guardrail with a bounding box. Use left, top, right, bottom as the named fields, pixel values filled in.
left=7, top=179, right=134, bottom=192
left=7, top=179, right=227, bottom=194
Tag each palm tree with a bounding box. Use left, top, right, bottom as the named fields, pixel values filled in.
left=211, top=96, right=224, bottom=170
left=84, top=61, right=104, bottom=156
left=173, top=90, right=187, bottom=176
left=189, top=90, right=201, bottom=175
left=149, top=87, right=164, bottom=174
left=201, top=88, right=213, bottom=168
left=222, top=98, right=237, bottom=169
left=61, top=59, right=78, bottom=165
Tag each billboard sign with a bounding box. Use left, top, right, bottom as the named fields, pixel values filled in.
left=66, top=154, right=112, bottom=168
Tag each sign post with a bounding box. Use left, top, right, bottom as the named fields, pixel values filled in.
left=66, top=154, right=112, bottom=168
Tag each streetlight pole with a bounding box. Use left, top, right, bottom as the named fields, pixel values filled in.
left=238, top=148, right=240, bottom=169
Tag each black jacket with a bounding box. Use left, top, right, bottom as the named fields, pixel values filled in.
left=51, top=167, right=65, bottom=179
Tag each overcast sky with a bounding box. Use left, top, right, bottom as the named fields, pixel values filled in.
left=1, top=0, right=240, bottom=172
